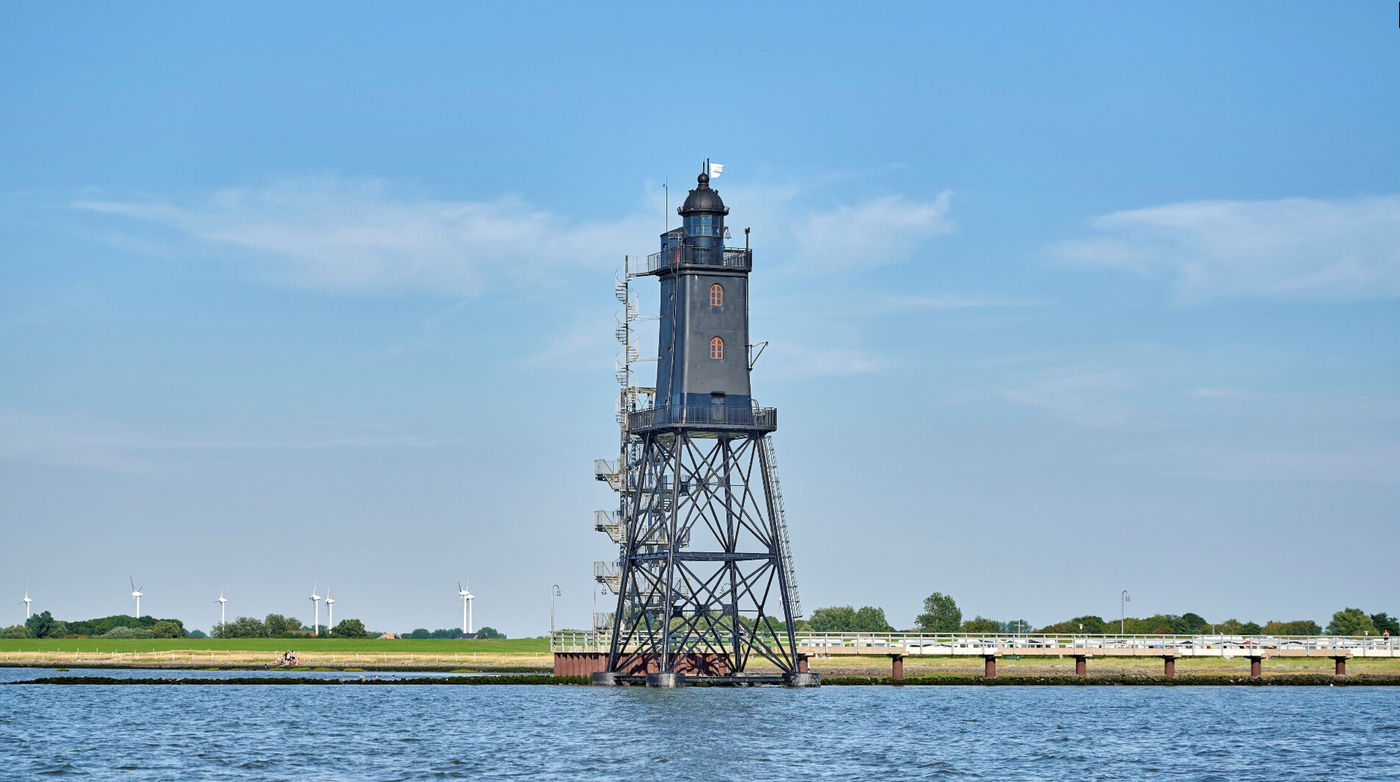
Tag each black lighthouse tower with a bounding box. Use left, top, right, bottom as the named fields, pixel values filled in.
left=600, top=170, right=810, bottom=686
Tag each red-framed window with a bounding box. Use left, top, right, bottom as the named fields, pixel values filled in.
left=709, top=336, right=724, bottom=360
left=709, top=283, right=724, bottom=307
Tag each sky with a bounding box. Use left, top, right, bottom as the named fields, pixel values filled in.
left=1, top=3, right=1396, bottom=637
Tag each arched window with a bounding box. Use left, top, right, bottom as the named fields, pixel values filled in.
left=709, top=283, right=724, bottom=307
left=709, top=336, right=724, bottom=360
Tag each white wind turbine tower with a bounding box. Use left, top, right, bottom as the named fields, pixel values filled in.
left=457, top=581, right=474, bottom=635
left=130, top=578, right=144, bottom=617
left=309, top=583, right=321, bottom=636
left=21, top=588, right=32, bottom=619
left=216, top=588, right=228, bottom=632
left=325, top=589, right=335, bottom=631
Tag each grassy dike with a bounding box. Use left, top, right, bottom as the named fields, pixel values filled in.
left=4, top=639, right=1400, bottom=683
left=0, top=637, right=553, bottom=672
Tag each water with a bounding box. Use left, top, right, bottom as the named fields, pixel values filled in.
left=2, top=669, right=1396, bottom=780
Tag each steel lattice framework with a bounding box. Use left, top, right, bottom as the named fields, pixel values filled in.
left=606, top=428, right=800, bottom=678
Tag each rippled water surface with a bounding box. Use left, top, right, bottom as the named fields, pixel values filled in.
left=2, top=670, right=1396, bottom=780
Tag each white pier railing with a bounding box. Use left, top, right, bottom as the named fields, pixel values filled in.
left=549, top=630, right=1400, bottom=657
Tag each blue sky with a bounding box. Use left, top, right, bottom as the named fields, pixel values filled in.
left=2, top=4, right=1396, bottom=637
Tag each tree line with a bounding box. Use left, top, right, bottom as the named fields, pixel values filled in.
left=212, top=614, right=371, bottom=638
left=799, top=593, right=1399, bottom=637
left=1, top=612, right=192, bottom=640
left=401, top=626, right=506, bottom=639
left=1, top=611, right=510, bottom=641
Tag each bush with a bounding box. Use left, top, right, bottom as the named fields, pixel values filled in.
left=331, top=619, right=369, bottom=638
left=214, top=616, right=268, bottom=639
left=1260, top=620, right=1320, bottom=635
left=1036, top=616, right=1107, bottom=634
left=960, top=616, right=1000, bottom=633
left=151, top=620, right=184, bottom=639
left=25, top=611, right=59, bottom=639
left=915, top=593, right=961, bottom=634
left=265, top=614, right=302, bottom=637
left=101, top=626, right=155, bottom=639
left=1326, top=608, right=1377, bottom=636
left=0, top=625, right=31, bottom=639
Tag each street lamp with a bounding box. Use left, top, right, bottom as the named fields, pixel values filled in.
left=550, top=584, right=562, bottom=640
left=1121, top=590, right=1131, bottom=635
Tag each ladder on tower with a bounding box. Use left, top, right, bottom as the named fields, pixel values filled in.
left=760, top=435, right=803, bottom=618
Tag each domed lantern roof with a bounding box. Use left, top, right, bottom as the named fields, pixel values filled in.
left=679, top=172, right=729, bottom=215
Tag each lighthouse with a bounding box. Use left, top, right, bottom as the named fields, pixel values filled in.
left=597, top=168, right=810, bottom=687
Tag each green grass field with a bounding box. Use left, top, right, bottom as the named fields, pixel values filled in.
left=0, top=637, right=549, bottom=654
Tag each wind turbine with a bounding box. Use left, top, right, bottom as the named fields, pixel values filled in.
left=325, top=589, right=335, bottom=631
left=216, top=588, right=228, bottom=631
left=130, top=578, right=144, bottom=617
left=309, top=583, right=321, bottom=636
left=21, top=588, right=32, bottom=619
left=457, top=581, right=474, bottom=635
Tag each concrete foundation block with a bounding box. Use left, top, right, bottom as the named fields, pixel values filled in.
left=645, top=672, right=685, bottom=688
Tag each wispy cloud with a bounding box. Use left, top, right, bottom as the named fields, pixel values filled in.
left=0, top=410, right=442, bottom=473
left=74, top=176, right=961, bottom=297
left=1115, top=444, right=1400, bottom=486
left=759, top=342, right=891, bottom=378
left=794, top=192, right=955, bottom=273
left=1052, top=195, right=1400, bottom=300
left=999, top=367, right=1138, bottom=428
left=1190, top=386, right=1255, bottom=400
left=75, top=176, right=657, bottom=298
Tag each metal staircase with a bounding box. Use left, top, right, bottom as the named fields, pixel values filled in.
left=593, top=560, right=622, bottom=593
left=761, top=435, right=803, bottom=618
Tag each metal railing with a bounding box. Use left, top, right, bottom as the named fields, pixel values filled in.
left=791, top=631, right=1400, bottom=653
left=645, top=246, right=752, bottom=274
left=549, top=629, right=1400, bottom=655
left=628, top=404, right=776, bottom=433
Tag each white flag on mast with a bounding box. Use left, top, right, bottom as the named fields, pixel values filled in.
left=709, top=162, right=723, bottom=178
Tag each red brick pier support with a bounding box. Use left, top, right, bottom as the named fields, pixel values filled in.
left=553, top=652, right=606, bottom=677
left=1073, top=656, right=1087, bottom=677
left=983, top=656, right=997, bottom=678
left=1163, top=656, right=1177, bottom=678
left=1249, top=656, right=1262, bottom=678
left=1333, top=657, right=1347, bottom=676
left=891, top=654, right=904, bottom=680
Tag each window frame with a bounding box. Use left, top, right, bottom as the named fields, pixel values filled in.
left=709, top=283, right=724, bottom=307
left=709, top=336, right=724, bottom=360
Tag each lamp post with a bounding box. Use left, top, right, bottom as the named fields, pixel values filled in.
left=550, top=584, right=562, bottom=641
left=1121, top=590, right=1131, bottom=635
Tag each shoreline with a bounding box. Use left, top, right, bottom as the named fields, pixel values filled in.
left=9, top=673, right=1400, bottom=686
